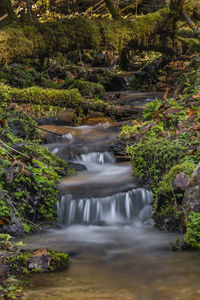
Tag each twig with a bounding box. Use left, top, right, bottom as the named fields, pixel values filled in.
left=182, top=11, right=200, bottom=40
left=0, top=145, right=14, bottom=159
left=0, top=140, right=29, bottom=158
left=0, top=14, right=8, bottom=22
left=23, top=120, right=63, bottom=136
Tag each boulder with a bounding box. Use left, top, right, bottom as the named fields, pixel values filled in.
left=183, top=161, right=200, bottom=213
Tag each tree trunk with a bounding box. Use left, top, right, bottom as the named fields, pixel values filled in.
left=0, top=0, right=15, bottom=25
left=104, top=0, right=121, bottom=20
left=26, top=0, right=32, bottom=20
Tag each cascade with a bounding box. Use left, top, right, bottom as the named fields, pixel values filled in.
left=58, top=188, right=153, bottom=225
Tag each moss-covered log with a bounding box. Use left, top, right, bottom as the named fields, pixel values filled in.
left=0, top=84, right=108, bottom=112
left=0, top=9, right=199, bottom=66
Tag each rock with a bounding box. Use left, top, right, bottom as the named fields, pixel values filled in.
left=67, top=162, right=87, bottom=172
left=109, top=137, right=132, bottom=161
left=28, top=248, right=51, bottom=272
left=183, top=161, right=200, bottom=213
left=37, top=109, right=76, bottom=126
left=0, top=264, right=9, bottom=283
left=1, top=214, right=24, bottom=238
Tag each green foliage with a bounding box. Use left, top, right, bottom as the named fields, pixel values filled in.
left=0, top=233, right=12, bottom=241
left=0, top=83, right=108, bottom=115
left=180, top=58, right=200, bottom=95
left=48, top=250, right=70, bottom=271
left=6, top=250, right=70, bottom=274
left=143, top=97, right=187, bottom=130
left=143, top=99, right=162, bottom=120
left=0, top=233, right=24, bottom=251
left=153, top=161, right=196, bottom=231
left=156, top=161, right=196, bottom=203
left=129, top=138, right=188, bottom=184
left=69, top=79, right=105, bottom=98
left=181, top=212, right=200, bottom=249
left=120, top=121, right=164, bottom=139
left=3, top=108, right=41, bottom=141
left=0, top=108, right=72, bottom=230
left=0, top=65, right=105, bottom=99
left=0, top=189, right=12, bottom=219
left=6, top=252, right=32, bottom=274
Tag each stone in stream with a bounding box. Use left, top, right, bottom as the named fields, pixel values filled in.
left=28, top=248, right=51, bottom=272
left=109, top=137, right=131, bottom=162
left=37, top=109, right=76, bottom=126
left=183, top=161, right=200, bottom=213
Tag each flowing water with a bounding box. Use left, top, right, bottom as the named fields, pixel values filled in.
left=23, top=120, right=200, bottom=300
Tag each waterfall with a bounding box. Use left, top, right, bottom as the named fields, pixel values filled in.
left=58, top=188, right=153, bottom=225
left=76, top=152, right=115, bottom=164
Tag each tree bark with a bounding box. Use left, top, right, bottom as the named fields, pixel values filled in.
left=26, top=0, right=33, bottom=20
left=104, top=0, right=121, bottom=20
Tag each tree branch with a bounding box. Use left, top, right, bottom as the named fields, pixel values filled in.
left=182, top=11, right=200, bottom=40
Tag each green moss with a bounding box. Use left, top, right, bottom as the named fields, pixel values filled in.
left=6, top=252, right=32, bottom=274
left=156, top=161, right=196, bottom=201
left=178, top=57, right=200, bottom=95
left=0, top=25, right=45, bottom=65
left=129, top=138, right=188, bottom=185
left=0, top=9, right=179, bottom=67
left=181, top=212, right=200, bottom=249
left=0, top=83, right=108, bottom=115
left=48, top=250, right=70, bottom=271
left=143, top=99, right=162, bottom=120
left=120, top=121, right=164, bottom=139
left=0, top=108, right=73, bottom=229
left=6, top=250, right=70, bottom=274
left=153, top=161, right=196, bottom=231
left=4, top=108, right=41, bottom=141
left=62, top=78, right=105, bottom=98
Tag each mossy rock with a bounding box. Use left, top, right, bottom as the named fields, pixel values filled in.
left=4, top=108, right=41, bottom=141
left=129, top=138, right=188, bottom=185
left=6, top=249, right=70, bottom=274
left=153, top=161, right=196, bottom=231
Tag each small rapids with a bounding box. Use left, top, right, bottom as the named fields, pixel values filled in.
left=23, top=116, right=200, bottom=300
left=51, top=123, right=153, bottom=226
left=58, top=188, right=153, bottom=225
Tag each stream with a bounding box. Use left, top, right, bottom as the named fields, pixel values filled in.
left=23, top=117, right=200, bottom=300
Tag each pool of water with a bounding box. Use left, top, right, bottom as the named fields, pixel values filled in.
left=23, top=225, right=200, bottom=300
